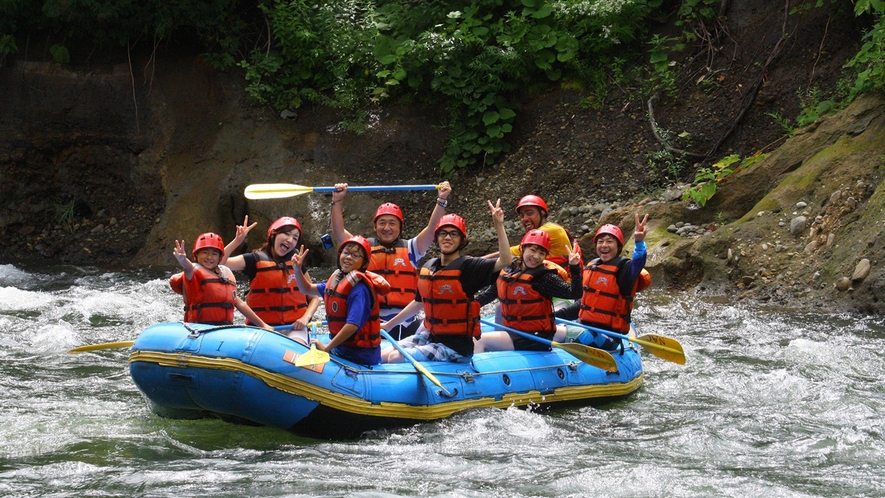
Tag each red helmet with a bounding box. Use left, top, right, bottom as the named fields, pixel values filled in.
left=192, top=232, right=224, bottom=259
left=594, top=224, right=624, bottom=245
left=267, top=216, right=302, bottom=239
left=435, top=213, right=467, bottom=239
left=520, top=229, right=551, bottom=253
left=515, top=195, right=549, bottom=215
left=373, top=203, right=404, bottom=227
left=338, top=235, right=372, bottom=271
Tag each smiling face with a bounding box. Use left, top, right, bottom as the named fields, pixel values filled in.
left=271, top=227, right=300, bottom=258
left=521, top=244, right=548, bottom=269
left=195, top=248, right=222, bottom=271
left=517, top=206, right=546, bottom=231
left=338, top=242, right=366, bottom=273
left=594, top=234, right=621, bottom=263
left=374, top=215, right=402, bottom=245
left=435, top=226, right=463, bottom=255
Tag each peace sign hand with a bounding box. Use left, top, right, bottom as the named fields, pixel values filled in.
left=234, top=215, right=258, bottom=243
left=634, top=213, right=649, bottom=242
left=488, top=198, right=504, bottom=224
left=568, top=239, right=582, bottom=266
left=291, top=245, right=309, bottom=268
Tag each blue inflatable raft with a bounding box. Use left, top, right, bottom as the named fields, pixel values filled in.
left=129, top=322, right=643, bottom=439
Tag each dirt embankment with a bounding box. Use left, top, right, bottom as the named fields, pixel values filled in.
left=0, top=1, right=882, bottom=313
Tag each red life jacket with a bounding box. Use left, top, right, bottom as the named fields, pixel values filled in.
left=169, top=264, right=236, bottom=325
left=367, top=238, right=418, bottom=309
left=578, top=257, right=640, bottom=333
left=417, top=257, right=480, bottom=338
left=324, top=270, right=390, bottom=348
left=245, top=252, right=309, bottom=326
left=497, top=261, right=564, bottom=336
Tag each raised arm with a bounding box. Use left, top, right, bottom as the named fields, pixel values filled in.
left=330, top=183, right=354, bottom=245
left=172, top=240, right=195, bottom=280
left=292, top=270, right=322, bottom=330
left=289, top=246, right=321, bottom=296
left=488, top=199, right=511, bottom=271
left=414, top=181, right=452, bottom=254
left=222, top=215, right=257, bottom=266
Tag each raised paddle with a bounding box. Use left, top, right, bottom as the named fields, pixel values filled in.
left=244, top=183, right=439, bottom=200
left=555, top=318, right=686, bottom=365
left=478, top=319, right=618, bottom=372
left=67, top=323, right=326, bottom=354
left=380, top=329, right=453, bottom=397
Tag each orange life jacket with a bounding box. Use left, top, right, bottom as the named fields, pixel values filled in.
left=245, top=252, right=309, bottom=326
left=324, top=270, right=390, bottom=348
left=417, top=257, right=481, bottom=338
left=367, top=238, right=418, bottom=309
left=578, top=257, right=644, bottom=333
left=170, top=264, right=236, bottom=325
left=496, top=261, right=564, bottom=336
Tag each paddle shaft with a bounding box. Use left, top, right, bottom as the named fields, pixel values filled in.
left=380, top=329, right=452, bottom=396
left=244, top=183, right=439, bottom=199
left=478, top=319, right=617, bottom=372
left=314, top=185, right=438, bottom=193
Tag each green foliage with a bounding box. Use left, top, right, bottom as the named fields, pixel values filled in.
left=50, top=43, right=69, bottom=64
left=846, top=1, right=885, bottom=96
left=647, top=34, right=680, bottom=97
left=766, top=111, right=795, bottom=137
left=239, top=0, right=665, bottom=175
left=683, top=154, right=740, bottom=207
left=646, top=129, right=691, bottom=185
left=53, top=200, right=77, bottom=232
left=675, top=0, right=719, bottom=24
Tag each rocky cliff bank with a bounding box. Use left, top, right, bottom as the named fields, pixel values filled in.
left=1, top=1, right=882, bottom=314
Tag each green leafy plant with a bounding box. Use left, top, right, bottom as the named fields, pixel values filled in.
left=766, top=111, right=795, bottom=137
left=683, top=153, right=740, bottom=207
left=846, top=0, right=885, bottom=97
left=49, top=44, right=69, bottom=64
left=647, top=34, right=679, bottom=97
left=646, top=128, right=691, bottom=185
left=54, top=200, right=77, bottom=232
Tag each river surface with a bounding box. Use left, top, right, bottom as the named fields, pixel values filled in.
left=1, top=262, right=884, bottom=497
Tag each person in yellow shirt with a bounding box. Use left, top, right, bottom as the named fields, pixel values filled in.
left=485, top=194, right=575, bottom=267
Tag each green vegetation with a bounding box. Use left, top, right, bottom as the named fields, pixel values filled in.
left=683, top=153, right=739, bottom=207
left=1, top=0, right=883, bottom=178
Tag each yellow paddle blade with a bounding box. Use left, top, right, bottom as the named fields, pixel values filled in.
left=632, top=334, right=686, bottom=365
left=410, top=360, right=445, bottom=389
left=295, top=345, right=331, bottom=367
left=67, top=340, right=135, bottom=354
left=244, top=183, right=312, bottom=200
left=552, top=341, right=618, bottom=372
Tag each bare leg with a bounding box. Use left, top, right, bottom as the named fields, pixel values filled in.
left=474, top=331, right=515, bottom=353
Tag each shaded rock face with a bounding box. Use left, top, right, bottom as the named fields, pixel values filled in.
left=0, top=61, right=164, bottom=264
left=0, top=57, right=449, bottom=268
